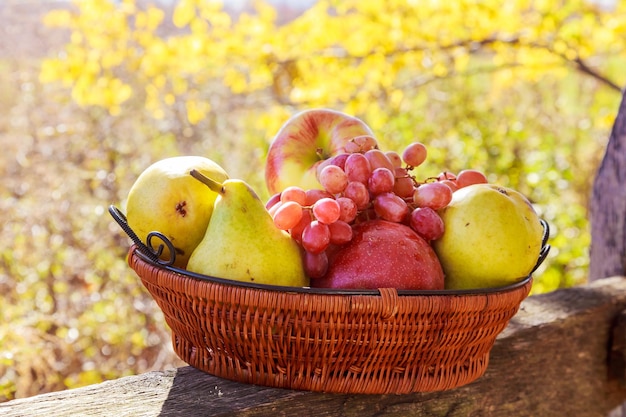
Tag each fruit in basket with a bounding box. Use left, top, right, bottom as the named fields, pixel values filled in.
left=313, top=220, right=444, bottom=290
left=433, top=184, right=544, bottom=290
left=265, top=108, right=376, bottom=195
left=265, top=137, right=480, bottom=280
left=187, top=170, right=309, bottom=287
left=260, top=107, right=545, bottom=290
left=125, top=156, right=229, bottom=268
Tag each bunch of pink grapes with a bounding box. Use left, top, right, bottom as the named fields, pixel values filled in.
left=266, top=136, right=488, bottom=278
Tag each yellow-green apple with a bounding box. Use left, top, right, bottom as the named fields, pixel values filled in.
left=433, top=184, right=544, bottom=290
left=125, top=156, right=229, bottom=268
left=265, top=108, right=376, bottom=195
left=312, top=220, right=444, bottom=290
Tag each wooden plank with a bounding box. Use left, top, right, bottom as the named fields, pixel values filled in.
left=3, top=277, right=626, bottom=417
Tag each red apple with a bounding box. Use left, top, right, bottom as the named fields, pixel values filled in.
left=265, top=108, right=376, bottom=195
left=312, top=220, right=445, bottom=290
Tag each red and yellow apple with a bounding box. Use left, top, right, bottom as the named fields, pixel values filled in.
left=265, top=108, right=376, bottom=195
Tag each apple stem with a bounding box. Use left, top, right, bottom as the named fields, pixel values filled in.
left=190, top=169, right=224, bottom=194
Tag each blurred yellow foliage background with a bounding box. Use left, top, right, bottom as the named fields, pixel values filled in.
left=1, top=0, right=625, bottom=401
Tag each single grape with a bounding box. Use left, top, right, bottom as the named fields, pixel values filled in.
left=413, top=182, right=453, bottom=210
left=272, top=201, right=304, bottom=230
left=336, top=196, right=358, bottom=223
left=331, top=153, right=350, bottom=170
left=368, top=167, right=395, bottom=195
left=290, top=209, right=313, bottom=243
left=265, top=192, right=282, bottom=210
left=409, top=207, right=445, bottom=241
left=385, top=151, right=403, bottom=168
left=312, top=197, right=341, bottom=224
left=328, top=220, right=353, bottom=245
left=343, top=141, right=360, bottom=154
left=437, top=171, right=457, bottom=181
left=281, top=186, right=307, bottom=205
left=440, top=179, right=459, bottom=192
left=315, top=158, right=331, bottom=180
left=373, top=192, right=410, bottom=223
left=343, top=181, right=370, bottom=210
left=393, top=168, right=416, bottom=198
left=344, top=153, right=372, bottom=184
left=318, top=164, right=349, bottom=194
left=364, top=149, right=395, bottom=172
left=304, top=250, right=329, bottom=279
left=301, top=220, right=331, bottom=254
left=402, top=142, right=427, bottom=167
left=305, top=189, right=334, bottom=206
left=357, top=135, right=379, bottom=151
left=268, top=200, right=282, bottom=217
left=456, top=169, right=488, bottom=188
left=344, top=135, right=378, bottom=153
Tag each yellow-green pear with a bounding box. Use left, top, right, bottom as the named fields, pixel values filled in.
left=186, top=170, right=309, bottom=288
left=433, top=184, right=544, bottom=290
left=125, top=156, right=229, bottom=268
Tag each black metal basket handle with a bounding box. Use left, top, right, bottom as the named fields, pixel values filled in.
left=531, top=219, right=551, bottom=274
left=108, top=205, right=178, bottom=266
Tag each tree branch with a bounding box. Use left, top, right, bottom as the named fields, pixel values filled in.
left=572, top=56, right=623, bottom=93
left=269, top=34, right=623, bottom=96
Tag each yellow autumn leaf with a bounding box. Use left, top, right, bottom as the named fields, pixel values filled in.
left=136, top=7, right=164, bottom=31
left=432, top=62, right=449, bottom=77
left=101, top=50, right=126, bottom=70
left=199, top=3, right=231, bottom=30
left=71, top=74, right=96, bottom=106
left=172, top=0, right=196, bottom=28
left=171, top=77, right=188, bottom=96
left=389, top=89, right=404, bottom=108
left=223, top=68, right=248, bottom=94
left=110, top=79, right=133, bottom=105
left=42, top=9, right=73, bottom=27
left=39, top=60, right=64, bottom=83
left=453, top=50, right=471, bottom=74
left=185, top=99, right=211, bottom=125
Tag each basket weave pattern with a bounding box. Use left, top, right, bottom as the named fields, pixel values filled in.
left=128, top=246, right=531, bottom=394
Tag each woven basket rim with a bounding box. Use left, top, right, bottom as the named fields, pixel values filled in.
left=130, top=245, right=533, bottom=297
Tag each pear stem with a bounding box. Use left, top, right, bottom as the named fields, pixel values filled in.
left=190, top=169, right=224, bottom=194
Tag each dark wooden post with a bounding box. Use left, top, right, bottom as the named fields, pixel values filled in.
left=589, top=88, right=626, bottom=417
left=590, top=88, right=626, bottom=282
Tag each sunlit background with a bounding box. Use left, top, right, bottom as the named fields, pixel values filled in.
left=1, top=0, right=625, bottom=401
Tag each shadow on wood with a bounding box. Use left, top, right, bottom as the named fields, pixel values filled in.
left=3, top=277, right=626, bottom=417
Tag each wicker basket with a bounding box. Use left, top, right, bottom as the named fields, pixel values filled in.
left=127, top=244, right=534, bottom=394
left=110, top=205, right=547, bottom=394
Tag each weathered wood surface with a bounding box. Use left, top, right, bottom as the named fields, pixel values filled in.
left=590, top=88, right=626, bottom=281
left=3, top=276, right=626, bottom=417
